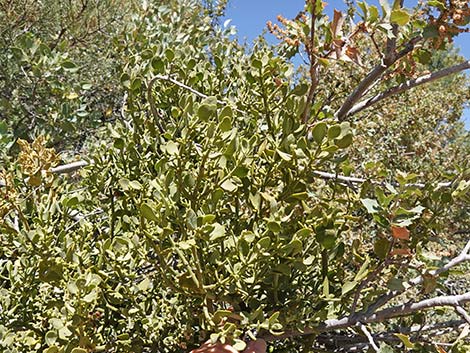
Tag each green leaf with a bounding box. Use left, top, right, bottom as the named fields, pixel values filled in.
left=257, top=236, right=271, bottom=249
left=232, top=340, right=247, bottom=351
left=118, top=178, right=130, bottom=191
left=427, top=0, right=446, bottom=10
left=165, top=141, right=179, bottom=155
left=151, top=57, right=164, bottom=73
left=141, top=203, right=158, bottom=222
left=67, top=281, right=79, bottom=295
left=322, top=276, right=329, bottom=296
left=198, top=99, right=217, bottom=121
left=369, top=5, right=379, bottom=22
left=361, top=198, right=381, bottom=214
left=233, top=166, right=249, bottom=178
left=276, top=149, right=292, bottom=161
left=129, top=180, right=142, bottom=190
left=201, top=214, right=216, bottom=224
left=394, top=333, right=415, bottom=349
left=354, top=257, right=370, bottom=282
left=267, top=221, right=281, bottom=233
left=62, top=61, right=78, bottom=72
left=165, top=49, right=175, bottom=61
left=292, top=83, right=308, bottom=96
left=387, top=277, right=405, bottom=291
left=186, top=209, right=198, bottom=230
left=210, top=223, right=226, bottom=240
left=58, top=326, right=73, bottom=340
left=423, top=25, right=439, bottom=39
left=218, top=116, right=232, bottom=132
left=374, top=238, right=390, bottom=259
left=71, top=349, right=87, bottom=353
left=45, top=331, right=58, bottom=346
left=327, top=125, right=341, bottom=139
left=221, top=179, right=238, bottom=192
left=341, top=281, right=357, bottom=295
left=390, top=9, right=410, bottom=25
left=334, top=134, right=353, bottom=149
left=311, top=122, right=327, bottom=144
left=82, top=290, right=98, bottom=303
left=137, top=277, right=151, bottom=292
left=131, top=78, right=142, bottom=91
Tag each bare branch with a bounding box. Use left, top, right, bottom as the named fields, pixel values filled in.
left=348, top=60, right=470, bottom=117
left=366, top=240, right=470, bottom=315
left=359, top=323, right=380, bottom=352
left=262, top=292, right=470, bottom=341
left=51, top=160, right=89, bottom=174
left=312, top=170, right=452, bottom=188
left=410, top=240, right=470, bottom=286
left=455, top=306, right=470, bottom=324
left=301, top=8, right=319, bottom=123
left=334, top=36, right=422, bottom=121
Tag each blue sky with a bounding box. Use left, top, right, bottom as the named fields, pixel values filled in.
left=224, top=0, right=470, bottom=129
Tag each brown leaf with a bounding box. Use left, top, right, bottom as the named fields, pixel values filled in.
left=330, top=9, right=345, bottom=38
left=392, top=226, right=410, bottom=240
left=345, top=46, right=363, bottom=66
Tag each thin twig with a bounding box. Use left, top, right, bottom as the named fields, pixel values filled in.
left=358, top=323, right=380, bottom=352
left=347, top=60, right=470, bottom=117
left=455, top=306, right=470, bottom=324
left=366, top=240, right=470, bottom=315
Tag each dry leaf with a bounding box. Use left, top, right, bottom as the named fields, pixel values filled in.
left=392, top=226, right=410, bottom=240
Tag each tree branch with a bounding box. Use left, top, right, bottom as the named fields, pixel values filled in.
left=334, top=36, right=422, bottom=121
left=358, top=323, right=380, bottom=352
left=50, top=160, right=89, bottom=174
left=311, top=170, right=452, bottom=188
left=347, top=60, right=470, bottom=117
left=262, top=292, right=470, bottom=341
left=365, top=240, right=470, bottom=316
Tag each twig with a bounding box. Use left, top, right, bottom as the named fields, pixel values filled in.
left=455, top=306, right=470, bottom=324
left=51, top=160, right=89, bottom=174
left=347, top=60, right=470, bottom=117
left=334, top=36, right=422, bottom=121
left=358, top=323, right=380, bottom=352
left=301, top=6, right=319, bottom=123
left=365, top=240, right=470, bottom=315
left=262, top=292, right=470, bottom=341
left=149, top=75, right=245, bottom=114
left=312, top=170, right=452, bottom=188
left=410, top=240, right=470, bottom=286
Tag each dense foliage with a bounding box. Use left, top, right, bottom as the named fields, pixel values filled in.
left=1, top=0, right=470, bottom=352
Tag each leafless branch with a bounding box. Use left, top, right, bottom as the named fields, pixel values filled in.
left=365, top=240, right=470, bottom=315
left=410, top=240, right=470, bottom=286
left=50, top=160, right=89, bottom=174
left=455, top=306, right=470, bottom=324
left=149, top=75, right=244, bottom=114
left=347, top=60, right=470, bottom=117
left=334, top=36, right=422, bottom=121
left=312, top=170, right=452, bottom=188
left=358, top=323, right=380, bottom=352
left=262, top=292, right=470, bottom=341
